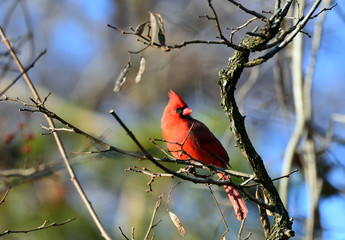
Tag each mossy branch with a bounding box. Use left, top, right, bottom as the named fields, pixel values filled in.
left=217, top=1, right=297, bottom=239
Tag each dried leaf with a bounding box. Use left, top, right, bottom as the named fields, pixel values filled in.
left=221, top=233, right=226, bottom=240
left=135, top=57, right=146, bottom=83
left=135, top=22, right=147, bottom=36
left=148, top=11, right=158, bottom=46
left=168, top=210, right=185, bottom=237
left=158, top=29, right=166, bottom=46
left=158, top=29, right=169, bottom=52
left=155, top=13, right=165, bottom=34
left=113, top=60, right=131, bottom=92
left=155, top=13, right=170, bottom=52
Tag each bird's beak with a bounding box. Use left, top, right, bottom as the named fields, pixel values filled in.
left=182, top=107, right=192, bottom=116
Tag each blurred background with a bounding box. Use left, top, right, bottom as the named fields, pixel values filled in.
left=1, top=0, right=345, bottom=239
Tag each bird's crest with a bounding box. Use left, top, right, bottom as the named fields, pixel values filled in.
left=168, top=90, right=188, bottom=108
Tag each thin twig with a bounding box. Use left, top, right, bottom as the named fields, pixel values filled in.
left=310, top=3, right=337, bottom=19
left=125, top=166, right=174, bottom=192
left=208, top=186, right=230, bottom=237
left=131, top=227, right=135, bottom=240
left=0, top=49, right=46, bottom=97
left=178, top=122, right=195, bottom=156
left=229, top=17, right=257, bottom=43
left=0, top=218, right=76, bottom=237
left=244, top=169, right=298, bottom=188
left=275, top=0, right=281, bottom=11
left=243, top=232, right=252, bottom=240
left=203, top=0, right=246, bottom=52
left=41, top=124, right=75, bottom=133
left=244, top=0, right=323, bottom=67
left=20, top=102, right=135, bottom=157
left=0, top=188, right=11, bottom=205
left=144, top=194, right=163, bottom=240
left=167, top=182, right=183, bottom=209
left=238, top=217, right=247, bottom=240
left=118, top=227, right=130, bottom=240
left=207, top=0, right=228, bottom=44
left=149, top=138, right=175, bottom=158
left=169, top=39, right=245, bottom=51
left=128, top=45, right=150, bottom=54
left=227, top=0, right=267, bottom=21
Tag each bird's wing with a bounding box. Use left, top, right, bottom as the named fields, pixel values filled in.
left=187, top=120, right=229, bottom=168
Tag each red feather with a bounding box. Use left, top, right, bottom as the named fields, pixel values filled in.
left=161, top=90, right=248, bottom=221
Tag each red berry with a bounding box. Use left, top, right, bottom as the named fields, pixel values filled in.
left=25, top=132, right=34, bottom=141
left=5, top=133, right=14, bottom=144
left=21, top=144, right=32, bottom=154
left=17, top=123, right=25, bottom=130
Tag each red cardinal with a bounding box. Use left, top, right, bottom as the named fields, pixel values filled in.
left=161, top=90, right=248, bottom=221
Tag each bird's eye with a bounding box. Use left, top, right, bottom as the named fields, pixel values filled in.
left=175, top=107, right=184, bottom=115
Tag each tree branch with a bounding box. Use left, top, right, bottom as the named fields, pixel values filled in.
left=217, top=1, right=303, bottom=239
left=227, top=0, right=268, bottom=21
left=0, top=218, right=76, bottom=237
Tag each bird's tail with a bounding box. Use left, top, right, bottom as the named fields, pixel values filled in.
left=217, top=173, right=248, bottom=221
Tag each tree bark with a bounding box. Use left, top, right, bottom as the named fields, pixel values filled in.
left=218, top=8, right=295, bottom=239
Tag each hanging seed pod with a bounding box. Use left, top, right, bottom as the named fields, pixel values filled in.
left=168, top=210, right=186, bottom=237
left=135, top=57, right=146, bottom=83
left=113, top=60, right=131, bottom=92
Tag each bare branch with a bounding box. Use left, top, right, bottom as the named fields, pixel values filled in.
left=41, top=124, right=75, bottom=133
left=206, top=0, right=228, bottom=43
left=238, top=217, right=248, bottom=240
left=0, top=188, right=11, bottom=205
left=0, top=218, right=76, bottom=237
left=208, top=186, right=230, bottom=237
left=0, top=49, right=46, bottom=97
left=244, top=0, right=323, bottom=67
left=108, top=11, right=246, bottom=51
left=244, top=169, right=298, bottom=188
left=310, top=3, right=337, bottom=19
left=227, top=0, right=268, bottom=21
left=144, top=194, right=163, bottom=240
left=275, top=0, right=281, bottom=11
left=169, top=39, right=245, bottom=51
left=118, top=227, right=130, bottom=240
left=228, top=17, right=257, bottom=43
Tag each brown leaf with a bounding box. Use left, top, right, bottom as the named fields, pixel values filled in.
left=221, top=233, right=226, bottom=240
left=135, top=57, right=146, bottom=83
left=168, top=210, right=185, bottom=237
left=135, top=22, right=147, bottom=36
left=148, top=11, right=158, bottom=46
left=155, top=13, right=170, bottom=52
left=155, top=13, right=165, bottom=34
left=158, top=29, right=170, bottom=51
left=158, top=29, right=166, bottom=46
left=113, top=60, right=131, bottom=92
